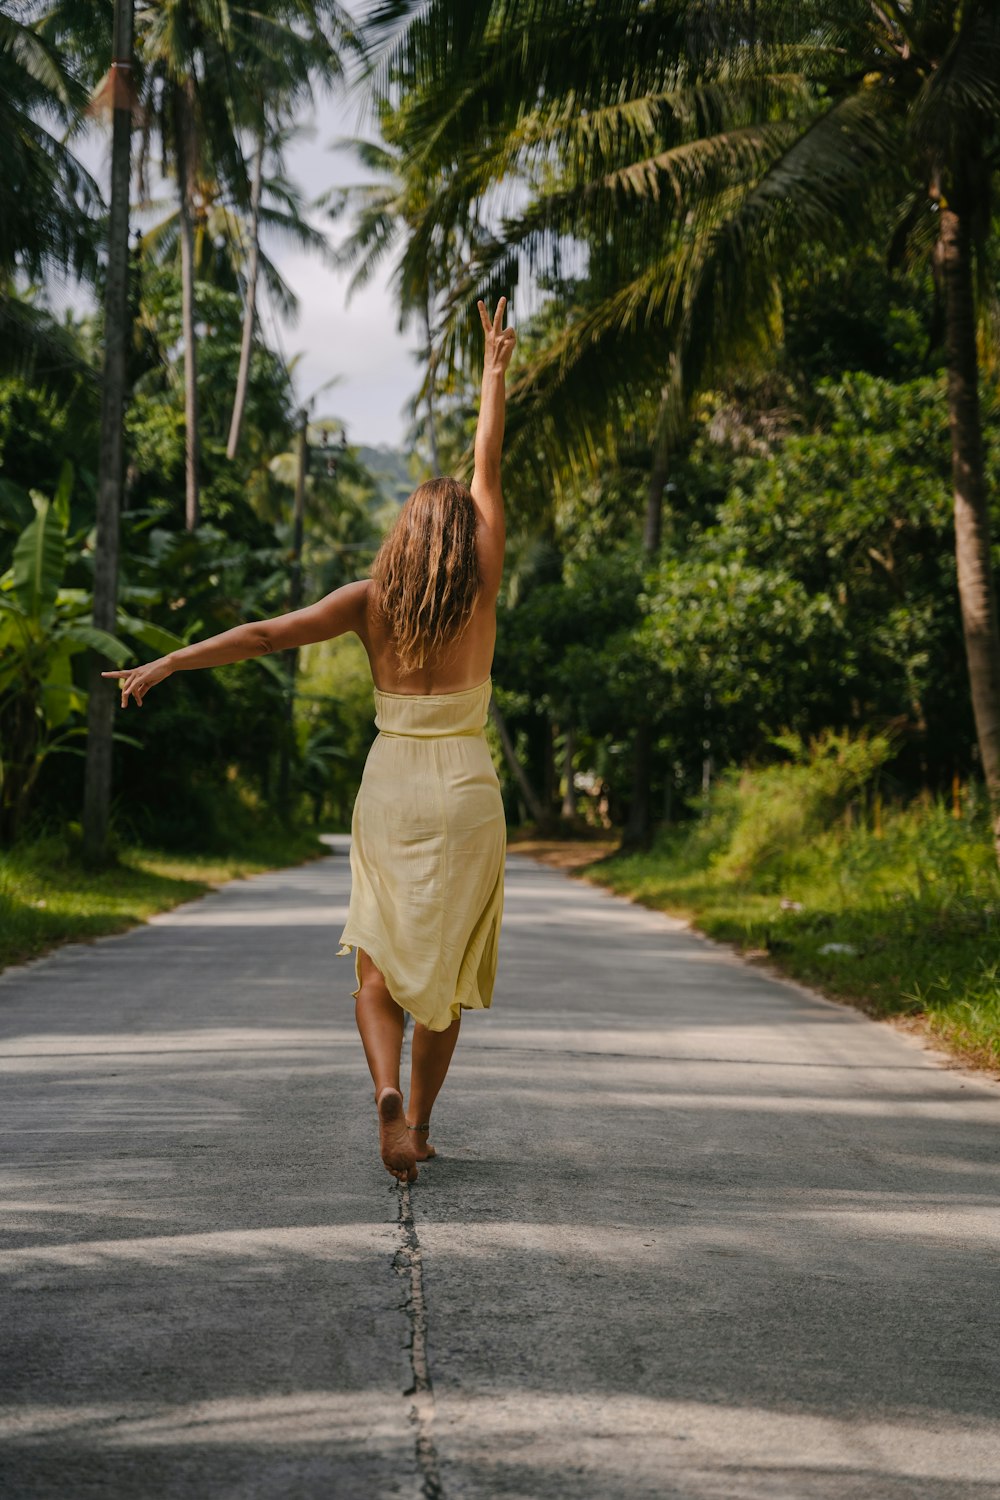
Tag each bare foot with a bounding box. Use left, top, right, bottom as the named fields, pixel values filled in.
left=376, top=1087, right=418, bottom=1183
left=407, top=1121, right=437, bottom=1161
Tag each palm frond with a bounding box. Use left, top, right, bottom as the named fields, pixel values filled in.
left=908, top=2, right=1000, bottom=158
left=0, top=295, right=97, bottom=395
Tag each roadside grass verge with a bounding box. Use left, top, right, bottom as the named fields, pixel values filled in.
left=0, top=824, right=327, bottom=973
left=576, top=737, right=999, bottom=1073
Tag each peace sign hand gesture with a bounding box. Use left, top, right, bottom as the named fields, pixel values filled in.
left=477, top=296, right=516, bottom=376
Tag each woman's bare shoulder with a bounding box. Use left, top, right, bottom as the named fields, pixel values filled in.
left=312, top=577, right=373, bottom=645
left=333, top=577, right=372, bottom=632
left=354, top=576, right=380, bottom=640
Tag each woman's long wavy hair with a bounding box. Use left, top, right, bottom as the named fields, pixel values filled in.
left=369, top=476, right=481, bottom=676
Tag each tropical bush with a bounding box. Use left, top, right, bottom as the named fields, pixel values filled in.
left=705, top=728, right=898, bottom=884
left=0, top=468, right=160, bottom=842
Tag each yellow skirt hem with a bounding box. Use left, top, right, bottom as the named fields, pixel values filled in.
left=335, top=934, right=492, bottom=1033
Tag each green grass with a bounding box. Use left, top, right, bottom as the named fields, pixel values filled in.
left=577, top=791, right=1000, bottom=1073
left=0, top=824, right=327, bottom=972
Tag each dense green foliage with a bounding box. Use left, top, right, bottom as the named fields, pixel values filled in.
left=486, top=252, right=996, bottom=827
left=366, top=0, right=1000, bottom=869
left=0, top=468, right=133, bottom=843
left=0, top=277, right=389, bottom=849
left=1, top=0, right=370, bottom=854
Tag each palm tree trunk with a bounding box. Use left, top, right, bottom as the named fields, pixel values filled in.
left=935, top=181, right=1000, bottom=861
left=561, top=722, right=576, bottom=821
left=423, top=290, right=440, bottom=472
left=621, top=410, right=670, bottom=850
left=543, top=714, right=557, bottom=812
left=642, top=436, right=667, bottom=553
left=83, top=0, right=134, bottom=865
left=278, top=412, right=308, bottom=816
left=226, top=130, right=264, bottom=461
left=174, top=79, right=200, bottom=531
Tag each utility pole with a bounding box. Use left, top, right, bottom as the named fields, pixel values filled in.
left=278, top=410, right=308, bottom=815
left=83, top=0, right=135, bottom=865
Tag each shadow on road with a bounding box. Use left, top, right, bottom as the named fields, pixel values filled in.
left=0, top=847, right=997, bottom=1498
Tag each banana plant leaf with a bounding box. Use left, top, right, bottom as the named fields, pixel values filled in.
left=53, top=621, right=132, bottom=664
left=44, top=725, right=144, bottom=757
left=51, top=462, right=72, bottom=532
left=10, top=493, right=65, bottom=625
left=115, top=612, right=186, bottom=658
left=39, top=645, right=84, bottom=729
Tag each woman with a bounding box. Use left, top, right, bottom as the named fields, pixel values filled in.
left=104, top=296, right=516, bottom=1185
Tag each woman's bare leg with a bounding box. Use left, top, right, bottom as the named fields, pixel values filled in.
left=354, top=948, right=417, bottom=1182
left=407, top=1015, right=461, bottom=1159
left=354, top=948, right=405, bottom=1096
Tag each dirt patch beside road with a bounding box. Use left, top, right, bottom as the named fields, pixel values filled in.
left=506, top=835, right=619, bottom=871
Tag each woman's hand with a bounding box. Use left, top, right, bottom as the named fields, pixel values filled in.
left=477, top=296, right=516, bottom=376
left=101, top=656, right=174, bottom=709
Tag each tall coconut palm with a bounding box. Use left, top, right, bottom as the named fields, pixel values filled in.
left=135, top=0, right=353, bottom=529
left=323, top=92, right=483, bottom=473
left=225, top=0, right=358, bottom=461
left=135, top=0, right=240, bottom=530
left=138, top=154, right=327, bottom=321
left=226, top=118, right=343, bottom=460
left=226, top=123, right=266, bottom=460
left=0, top=6, right=100, bottom=288
left=363, top=0, right=1000, bottom=857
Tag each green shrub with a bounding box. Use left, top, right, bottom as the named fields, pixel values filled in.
left=709, top=727, right=897, bottom=883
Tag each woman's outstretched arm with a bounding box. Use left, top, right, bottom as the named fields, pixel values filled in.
left=102, top=579, right=368, bottom=709
left=471, top=296, right=516, bottom=597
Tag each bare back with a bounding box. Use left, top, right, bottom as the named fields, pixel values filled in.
left=355, top=532, right=499, bottom=695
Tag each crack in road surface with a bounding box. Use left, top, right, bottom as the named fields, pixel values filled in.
left=396, top=1182, right=443, bottom=1500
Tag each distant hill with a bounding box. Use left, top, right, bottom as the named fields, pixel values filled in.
left=356, top=445, right=414, bottom=507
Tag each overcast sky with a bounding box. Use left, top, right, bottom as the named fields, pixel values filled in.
left=51, top=78, right=420, bottom=451
left=259, top=81, right=419, bottom=449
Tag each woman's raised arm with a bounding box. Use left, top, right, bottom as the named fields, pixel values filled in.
left=471, top=296, right=516, bottom=598
left=102, top=580, right=369, bottom=709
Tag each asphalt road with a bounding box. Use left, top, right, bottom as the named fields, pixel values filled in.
left=1, top=837, right=998, bottom=1499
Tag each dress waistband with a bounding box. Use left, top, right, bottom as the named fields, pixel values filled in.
left=376, top=727, right=486, bottom=740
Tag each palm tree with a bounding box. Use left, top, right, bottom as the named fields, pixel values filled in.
left=323, top=93, right=482, bottom=473
left=226, top=123, right=266, bottom=460
left=225, top=0, right=359, bottom=461
left=135, top=0, right=239, bottom=530
left=134, top=0, right=352, bottom=529
left=226, top=120, right=342, bottom=460
left=137, top=154, right=327, bottom=321
left=363, top=0, right=1000, bottom=857
left=0, top=6, right=100, bottom=287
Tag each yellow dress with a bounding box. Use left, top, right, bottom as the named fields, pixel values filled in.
left=335, top=675, right=506, bottom=1032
